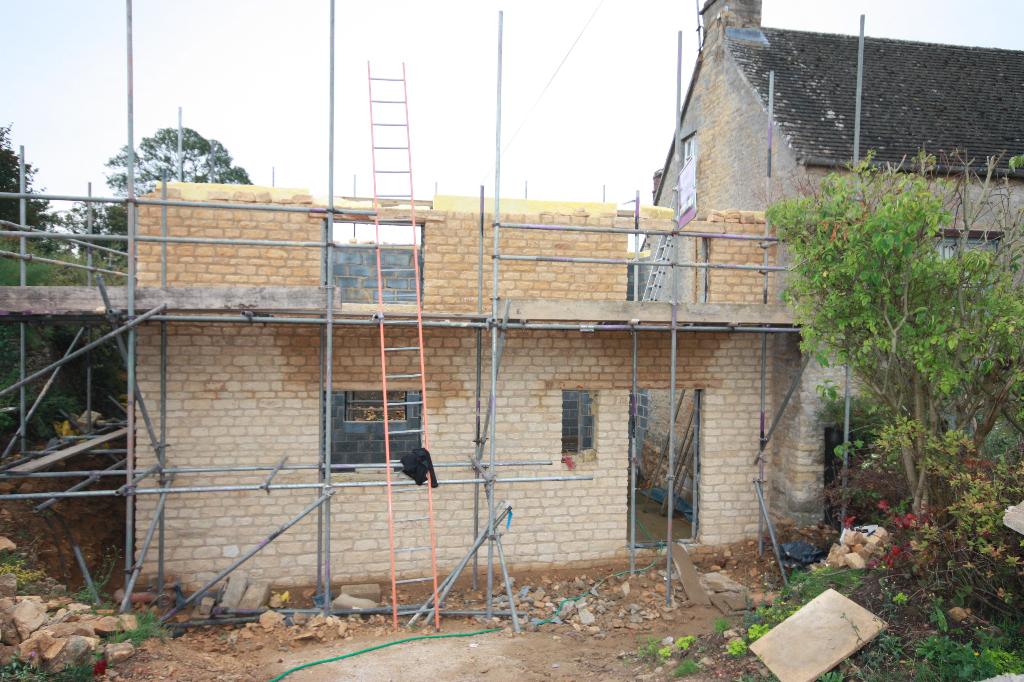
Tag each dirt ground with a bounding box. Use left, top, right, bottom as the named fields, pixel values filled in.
left=109, top=552, right=792, bottom=682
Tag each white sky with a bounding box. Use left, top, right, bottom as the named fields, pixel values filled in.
left=4, top=0, right=1022, bottom=209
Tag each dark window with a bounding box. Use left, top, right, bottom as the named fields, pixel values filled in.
left=331, top=390, right=421, bottom=465
left=562, top=390, right=594, bottom=453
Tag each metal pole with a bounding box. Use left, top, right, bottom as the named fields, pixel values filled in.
left=665, top=29, right=683, bottom=607
left=120, top=492, right=166, bottom=613
left=842, top=15, right=864, bottom=525
left=472, top=184, right=484, bottom=590
left=18, top=146, right=26, bottom=457
left=177, top=107, right=183, bottom=181
left=86, top=182, right=94, bottom=434
left=161, top=494, right=332, bottom=622
left=486, top=9, right=503, bottom=620
left=157, top=176, right=168, bottom=601
left=853, top=16, right=865, bottom=165
left=322, top=0, right=336, bottom=616
left=758, top=70, right=774, bottom=556
left=124, top=0, right=138, bottom=602
left=629, top=328, right=638, bottom=571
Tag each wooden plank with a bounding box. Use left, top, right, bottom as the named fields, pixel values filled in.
left=0, top=287, right=795, bottom=326
left=509, top=298, right=794, bottom=326
left=669, top=544, right=712, bottom=606
left=10, top=427, right=128, bottom=473
left=750, top=589, right=886, bottom=682
left=1005, top=503, right=1024, bottom=535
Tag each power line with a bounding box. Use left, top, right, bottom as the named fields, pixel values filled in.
left=481, top=0, right=607, bottom=183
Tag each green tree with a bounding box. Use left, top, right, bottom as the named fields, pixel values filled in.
left=768, top=155, right=1024, bottom=513
left=0, top=124, right=59, bottom=251
left=105, top=127, right=252, bottom=195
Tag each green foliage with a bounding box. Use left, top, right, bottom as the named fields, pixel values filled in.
left=784, top=566, right=863, bottom=604
left=713, top=617, right=730, bottom=634
left=914, top=635, right=1024, bottom=680
left=106, top=127, right=251, bottom=195
left=672, top=659, right=701, bottom=677
left=725, top=638, right=748, bottom=657
left=817, top=672, right=843, bottom=682
left=0, top=658, right=93, bottom=681
left=892, top=592, right=909, bottom=606
left=746, top=623, right=771, bottom=642
left=0, top=551, right=46, bottom=589
left=105, top=611, right=166, bottom=646
left=769, top=156, right=1024, bottom=513
left=674, top=635, right=696, bottom=651
left=906, top=456, right=1024, bottom=615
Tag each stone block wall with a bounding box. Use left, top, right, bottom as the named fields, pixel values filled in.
left=135, top=187, right=677, bottom=309
left=134, top=324, right=784, bottom=588
left=136, top=184, right=322, bottom=287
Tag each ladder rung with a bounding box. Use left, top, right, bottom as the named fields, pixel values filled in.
left=372, top=123, right=407, bottom=127
left=378, top=194, right=411, bottom=198
left=385, top=346, right=420, bottom=352
left=371, top=99, right=406, bottom=104
left=370, top=77, right=404, bottom=82
left=387, top=400, right=423, bottom=407
left=386, top=373, right=422, bottom=380
left=395, top=546, right=430, bottom=553
left=380, top=267, right=415, bottom=272
left=396, top=515, right=430, bottom=522
left=387, top=428, right=423, bottom=435
left=374, top=146, right=409, bottom=150
left=396, top=576, right=433, bottom=585
left=375, top=170, right=411, bottom=174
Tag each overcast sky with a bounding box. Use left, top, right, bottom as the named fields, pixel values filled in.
left=4, top=0, right=1022, bottom=209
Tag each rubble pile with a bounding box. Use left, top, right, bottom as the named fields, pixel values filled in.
left=824, top=526, right=891, bottom=570
left=0, top=595, right=139, bottom=672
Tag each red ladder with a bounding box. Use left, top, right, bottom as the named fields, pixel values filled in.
left=367, top=63, right=440, bottom=629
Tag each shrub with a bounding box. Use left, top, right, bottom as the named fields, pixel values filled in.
left=726, top=638, right=748, bottom=657
left=672, top=659, right=701, bottom=677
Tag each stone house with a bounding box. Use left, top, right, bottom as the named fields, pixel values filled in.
left=642, top=0, right=1024, bottom=526
left=108, top=184, right=795, bottom=590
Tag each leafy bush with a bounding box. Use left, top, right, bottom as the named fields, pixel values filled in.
left=914, top=635, right=1024, bottom=680
left=726, top=638, right=748, bottom=657
left=898, top=455, right=1024, bottom=617
left=0, top=658, right=93, bottom=681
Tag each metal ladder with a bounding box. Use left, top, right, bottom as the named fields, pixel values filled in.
left=367, top=63, right=440, bottom=630
left=641, top=234, right=674, bottom=302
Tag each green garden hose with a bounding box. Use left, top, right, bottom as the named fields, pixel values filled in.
left=269, top=558, right=662, bottom=680
left=268, top=628, right=501, bottom=681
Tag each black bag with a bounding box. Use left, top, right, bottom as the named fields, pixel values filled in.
left=400, top=447, right=439, bottom=488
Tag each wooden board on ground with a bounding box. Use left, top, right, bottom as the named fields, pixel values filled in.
left=10, top=427, right=128, bottom=473
left=669, top=544, right=711, bottom=606
left=750, top=588, right=886, bottom=682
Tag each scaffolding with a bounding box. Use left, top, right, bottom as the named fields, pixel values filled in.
left=0, top=4, right=807, bottom=628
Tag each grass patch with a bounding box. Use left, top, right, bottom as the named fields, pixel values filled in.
left=672, top=659, right=701, bottom=677
left=105, top=611, right=167, bottom=646
left=713, top=616, right=730, bottom=634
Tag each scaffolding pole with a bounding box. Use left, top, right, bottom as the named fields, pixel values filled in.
left=841, top=14, right=865, bottom=526
left=663, top=29, right=684, bottom=608
left=124, top=0, right=138, bottom=602
left=757, top=70, right=774, bottom=556
left=487, top=8, right=503, bottom=624
left=321, top=0, right=337, bottom=617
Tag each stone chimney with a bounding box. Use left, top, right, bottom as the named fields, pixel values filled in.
left=652, top=169, right=664, bottom=202
left=700, top=0, right=762, bottom=49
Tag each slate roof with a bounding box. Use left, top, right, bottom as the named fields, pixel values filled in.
left=725, top=27, right=1024, bottom=170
